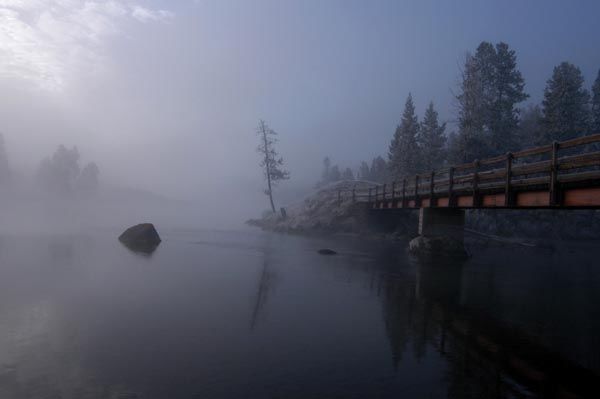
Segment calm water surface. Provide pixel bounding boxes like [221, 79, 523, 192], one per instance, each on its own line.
[0, 229, 598, 398]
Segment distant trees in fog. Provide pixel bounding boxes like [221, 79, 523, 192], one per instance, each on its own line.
[37, 145, 99, 197]
[0, 137, 100, 197]
[318, 155, 388, 185]
[256, 120, 289, 213]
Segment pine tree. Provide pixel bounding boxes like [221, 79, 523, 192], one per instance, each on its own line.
[418, 102, 446, 171]
[592, 69, 600, 133]
[489, 42, 528, 152]
[541, 62, 590, 142]
[453, 53, 488, 163]
[388, 93, 421, 178]
[453, 42, 527, 161]
[256, 120, 289, 213]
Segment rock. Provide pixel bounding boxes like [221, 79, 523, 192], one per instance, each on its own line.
[317, 249, 337, 255]
[119, 223, 161, 254]
[408, 236, 468, 259]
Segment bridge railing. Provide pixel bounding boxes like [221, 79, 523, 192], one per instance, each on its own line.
[339, 132, 600, 208]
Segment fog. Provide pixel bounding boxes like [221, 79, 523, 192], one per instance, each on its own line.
[1, 0, 599, 232]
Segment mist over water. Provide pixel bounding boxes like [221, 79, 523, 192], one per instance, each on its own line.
[0, 1, 600, 398]
[0, 230, 598, 398]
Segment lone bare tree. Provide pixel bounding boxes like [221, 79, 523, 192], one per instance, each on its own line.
[256, 120, 289, 213]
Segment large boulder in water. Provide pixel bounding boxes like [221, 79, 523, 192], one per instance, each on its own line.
[119, 223, 161, 253]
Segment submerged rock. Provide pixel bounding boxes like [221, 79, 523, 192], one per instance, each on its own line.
[408, 236, 468, 259]
[119, 223, 161, 254]
[317, 248, 337, 255]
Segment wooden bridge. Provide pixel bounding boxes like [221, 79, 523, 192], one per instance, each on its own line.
[341, 133, 600, 210]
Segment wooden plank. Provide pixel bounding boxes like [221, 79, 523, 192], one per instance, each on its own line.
[482, 193, 505, 207]
[558, 170, 600, 183]
[516, 191, 550, 207]
[512, 160, 551, 176]
[558, 133, 600, 149]
[437, 197, 450, 207]
[479, 154, 506, 166]
[558, 151, 600, 170]
[512, 144, 552, 159]
[563, 187, 600, 207]
[457, 196, 473, 207]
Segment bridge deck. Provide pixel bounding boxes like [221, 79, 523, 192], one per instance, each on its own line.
[341, 133, 600, 209]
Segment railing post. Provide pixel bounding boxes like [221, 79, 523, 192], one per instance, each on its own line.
[375, 186, 379, 207]
[429, 171, 435, 207]
[382, 183, 387, 202]
[402, 179, 407, 208]
[448, 167, 455, 207]
[472, 159, 480, 207]
[352, 185, 356, 203]
[368, 187, 372, 204]
[549, 141, 560, 206]
[504, 152, 513, 207]
[414, 175, 420, 207]
[391, 181, 396, 206]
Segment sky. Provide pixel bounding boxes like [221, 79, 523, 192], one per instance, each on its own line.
[0, 0, 599, 224]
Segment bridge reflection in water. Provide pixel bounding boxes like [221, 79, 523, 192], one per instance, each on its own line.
[375, 245, 600, 398]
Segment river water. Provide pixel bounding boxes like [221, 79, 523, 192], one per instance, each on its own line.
[0, 229, 598, 398]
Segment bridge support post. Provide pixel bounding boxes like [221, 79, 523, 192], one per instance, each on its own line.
[409, 208, 467, 258]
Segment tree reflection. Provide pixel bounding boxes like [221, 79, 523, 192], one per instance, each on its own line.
[378, 258, 599, 398]
[249, 247, 278, 330]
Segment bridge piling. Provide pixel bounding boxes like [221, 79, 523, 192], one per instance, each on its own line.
[410, 208, 467, 258]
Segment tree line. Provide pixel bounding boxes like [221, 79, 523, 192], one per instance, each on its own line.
[318, 41, 600, 184]
[0, 134, 100, 197]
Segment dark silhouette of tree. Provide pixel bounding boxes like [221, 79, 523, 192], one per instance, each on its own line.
[592, 69, 600, 133]
[388, 93, 421, 178]
[488, 42, 528, 152]
[452, 42, 527, 161]
[452, 53, 487, 163]
[256, 120, 289, 213]
[541, 62, 590, 141]
[418, 102, 447, 171]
